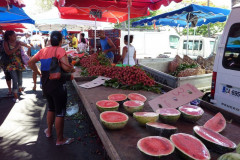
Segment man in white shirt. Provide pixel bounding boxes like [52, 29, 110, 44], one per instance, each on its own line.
[20, 32, 31, 54]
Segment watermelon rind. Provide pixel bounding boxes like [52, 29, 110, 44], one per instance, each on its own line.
[133, 112, 159, 126]
[108, 94, 127, 102]
[96, 100, 119, 112]
[170, 133, 211, 160]
[218, 153, 240, 160]
[123, 100, 144, 114]
[237, 143, 240, 154]
[157, 108, 181, 124]
[203, 112, 226, 133]
[127, 93, 147, 102]
[146, 122, 177, 137]
[193, 126, 237, 154]
[100, 111, 129, 130]
[178, 105, 204, 122]
[137, 136, 175, 159]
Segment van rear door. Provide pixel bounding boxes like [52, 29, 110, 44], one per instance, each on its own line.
[214, 23, 240, 116]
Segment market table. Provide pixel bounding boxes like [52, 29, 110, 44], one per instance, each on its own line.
[72, 77, 240, 160]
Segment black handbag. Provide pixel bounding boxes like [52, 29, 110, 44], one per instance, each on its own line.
[0, 42, 10, 66]
[49, 47, 61, 80]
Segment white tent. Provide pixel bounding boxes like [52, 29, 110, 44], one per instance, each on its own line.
[33, 7, 113, 31]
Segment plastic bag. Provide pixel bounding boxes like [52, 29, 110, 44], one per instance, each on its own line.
[66, 104, 79, 116]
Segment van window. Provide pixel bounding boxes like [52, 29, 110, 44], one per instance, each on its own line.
[223, 23, 240, 70]
[169, 35, 179, 49]
[183, 40, 202, 50]
[210, 41, 215, 53]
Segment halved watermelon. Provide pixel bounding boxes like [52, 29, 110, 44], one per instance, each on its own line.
[170, 133, 211, 160]
[137, 136, 175, 159]
[108, 94, 127, 102]
[133, 112, 159, 126]
[100, 111, 128, 129]
[193, 126, 237, 153]
[123, 100, 144, 113]
[156, 108, 181, 124]
[178, 105, 204, 122]
[203, 112, 226, 133]
[128, 93, 147, 102]
[146, 122, 177, 137]
[96, 100, 119, 112]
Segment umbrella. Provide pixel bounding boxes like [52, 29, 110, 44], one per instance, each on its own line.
[0, 0, 25, 8]
[0, 5, 35, 24]
[132, 4, 230, 55]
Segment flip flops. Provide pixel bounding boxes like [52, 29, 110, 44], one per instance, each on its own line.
[56, 138, 74, 146]
[44, 128, 51, 138]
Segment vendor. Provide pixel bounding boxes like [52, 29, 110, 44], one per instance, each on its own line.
[71, 34, 78, 49]
[99, 30, 116, 62]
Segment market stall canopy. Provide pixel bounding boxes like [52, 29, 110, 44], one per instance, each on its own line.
[34, 7, 113, 31]
[56, 0, 182, 11]
[0, 23, 26, 29]
[132, 4, 231, 27]
[0, 5, 34, 24]
[0, 0, 25, 8]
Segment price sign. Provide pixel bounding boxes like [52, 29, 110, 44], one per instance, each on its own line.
[79, 76, 111, 89]
[149, 83, 203, 112]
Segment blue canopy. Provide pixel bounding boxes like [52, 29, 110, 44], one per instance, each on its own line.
[132, 4, 230, 27]
[0, 5, 35, 24]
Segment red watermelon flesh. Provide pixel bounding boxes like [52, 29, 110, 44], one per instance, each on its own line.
[194, 126, 236, 149]
[101, 111, 128, 123]
[203, 112, 226, 132]
[179, 105, 204, 115]
[108, 94, 127, 102]
[124, 100, 144, 107]
[96, 100, 119, 108]
[156, 108, 180, 116]
[147, 122, 177, 129]
[137, 136, 174, 156]
[134, 112, 158, 117]
[128, 93, 147, 102]
[171, 133, 210, 160]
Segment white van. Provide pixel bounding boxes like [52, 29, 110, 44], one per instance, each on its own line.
[177, 36, 215, 59]
[210, 4, 240, 116]
[120, 31, 180, 58]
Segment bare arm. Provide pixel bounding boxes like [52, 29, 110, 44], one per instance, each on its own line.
[60, 55, 74, 73]
[133, 49, 136, 60]
[18, 41, 31, 48]
[4, 41, 20, 55]
[122, 46, 127, 60]
[28, 56, 41, 76]
[104, 38, 116, 54]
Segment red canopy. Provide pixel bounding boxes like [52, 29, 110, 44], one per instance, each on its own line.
[0, 0, 25, 8]
[57, 0, 182, 11]
[0, 23, 26, 29]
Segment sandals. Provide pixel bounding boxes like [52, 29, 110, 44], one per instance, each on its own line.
[32, 85, 36, 91]
[56, 138, 74, 146]
[7, 92, 12, 96]
[44, 128, 51, 138]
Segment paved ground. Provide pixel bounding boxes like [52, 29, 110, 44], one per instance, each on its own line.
[0, 70, 108, 160]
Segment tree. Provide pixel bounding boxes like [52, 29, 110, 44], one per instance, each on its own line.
[232, 0, 240, 7]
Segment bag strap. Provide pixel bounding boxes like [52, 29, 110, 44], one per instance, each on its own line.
[54, 47, 72, 68]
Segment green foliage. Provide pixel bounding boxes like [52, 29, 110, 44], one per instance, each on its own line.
[104, 79, 162, 94]
[97, 53, 111, 66]
[35, 0, 54, 12]
[232, 40, 240, 45]
[171, 63, 198, 77]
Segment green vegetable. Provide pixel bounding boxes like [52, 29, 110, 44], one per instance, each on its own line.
[171, 63, 198, 77]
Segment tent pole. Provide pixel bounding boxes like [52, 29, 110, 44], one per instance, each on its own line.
[186, 23, 189, 55]
[128, 2, 130, 65]
[95, 17, 97, 53]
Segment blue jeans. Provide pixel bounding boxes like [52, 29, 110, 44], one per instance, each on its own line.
[10, 70, 23, 93]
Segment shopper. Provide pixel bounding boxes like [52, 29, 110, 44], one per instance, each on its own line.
[77, 37, 87, 53]
[99, 30, 116, 62]
[0, 31, 12, 96]
[28, 31, 75, 146]
[71, 33, 78, 49]
[3, 30, 31, 102]
[122, 35, 136, 66]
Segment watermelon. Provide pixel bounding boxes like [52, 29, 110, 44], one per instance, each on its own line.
[146, 122, 177, 137]
[123, 100, 144, 114]
[133, 112, 159, 126]
[237, 143, 240, 154]
[128, 93, 147, 102]
[178, 105, 204, 122]
[218, 153, 240, 160]
[96, 100, 119, 112]
[156, 108, 181, 124]
[108, 94, 127, 102]
[203, 112, 226, 133]
[100, 111, 128, 129]
[193, 126, 237, 153]
[137, 136, 175, 159]
[171, 133, 211, 160]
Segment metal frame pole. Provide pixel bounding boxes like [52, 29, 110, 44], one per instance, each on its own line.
[95, 17, 97, 53]
[127, 3, 130, 65]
